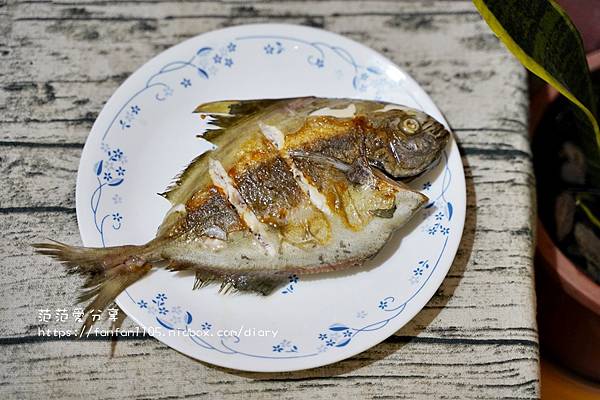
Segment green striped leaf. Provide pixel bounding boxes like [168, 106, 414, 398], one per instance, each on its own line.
[473, 0, 599, 154]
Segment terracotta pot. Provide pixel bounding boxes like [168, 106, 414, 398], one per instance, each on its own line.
[532, 49, 600, 382]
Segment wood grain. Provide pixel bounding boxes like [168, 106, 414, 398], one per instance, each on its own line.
[0, 0, 540, 398]
[1, 338, 539, 399]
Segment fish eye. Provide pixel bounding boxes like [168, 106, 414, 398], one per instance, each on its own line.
[401, 118, 420, 135]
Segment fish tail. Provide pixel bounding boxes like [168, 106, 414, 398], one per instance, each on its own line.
[32, 239, 155, 334]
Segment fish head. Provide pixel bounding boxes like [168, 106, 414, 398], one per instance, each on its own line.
[364, 107, 450, 179]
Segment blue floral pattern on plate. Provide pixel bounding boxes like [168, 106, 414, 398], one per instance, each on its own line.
[91, 144, 127, 246]
[81, 26, 463, 369]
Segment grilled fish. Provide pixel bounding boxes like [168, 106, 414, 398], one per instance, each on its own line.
[34, 97, 450, 331]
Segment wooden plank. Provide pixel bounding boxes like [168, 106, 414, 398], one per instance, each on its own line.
[10, 1, 477, 21]
[1, 4, 516, 141]
[0, 146, 78, 208]
[0, 0, 540, 398]
[0, 337, 539, 399]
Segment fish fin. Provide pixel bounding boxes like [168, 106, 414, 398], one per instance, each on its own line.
[289, 146, 377, 186]
[222, 271, 289, 295]
[288, 150, 352, 172]
[290, 149, 374, 184]
[160, 99, 291, 202]
[291, 150, 422, 193]
[194, 100, 241, 114]
[32, 240, 154, 334]
[193, 270, 216, 290]
[110, 304, 128, 357]
[346, 157, 377, 186]
[168, 261, 288, 296]
[165, 263, 216, 290]
[159, 151, 212, 202]
[194, 98, 292, 141]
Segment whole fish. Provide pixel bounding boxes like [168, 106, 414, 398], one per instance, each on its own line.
[34, 97, 449, 331]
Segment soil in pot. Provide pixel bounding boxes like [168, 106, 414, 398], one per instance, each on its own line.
[533, 69, 600, 285]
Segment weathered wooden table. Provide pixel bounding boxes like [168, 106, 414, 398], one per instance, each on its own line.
[0, 1, 540, 398]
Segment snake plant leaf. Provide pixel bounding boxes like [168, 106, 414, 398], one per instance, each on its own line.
[473, 0, 600, 153]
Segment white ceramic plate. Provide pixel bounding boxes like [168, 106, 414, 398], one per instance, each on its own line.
[76, 23, 466, 372]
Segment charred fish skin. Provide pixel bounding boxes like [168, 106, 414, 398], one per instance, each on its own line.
[33, 97, 450, 332]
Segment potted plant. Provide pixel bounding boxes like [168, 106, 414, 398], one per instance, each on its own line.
[532, 50, 600, 382]
[473, 0, 600, 381]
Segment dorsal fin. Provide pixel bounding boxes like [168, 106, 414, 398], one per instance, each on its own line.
[159, 150, 212, 203]
[194, 98, 294, 141]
